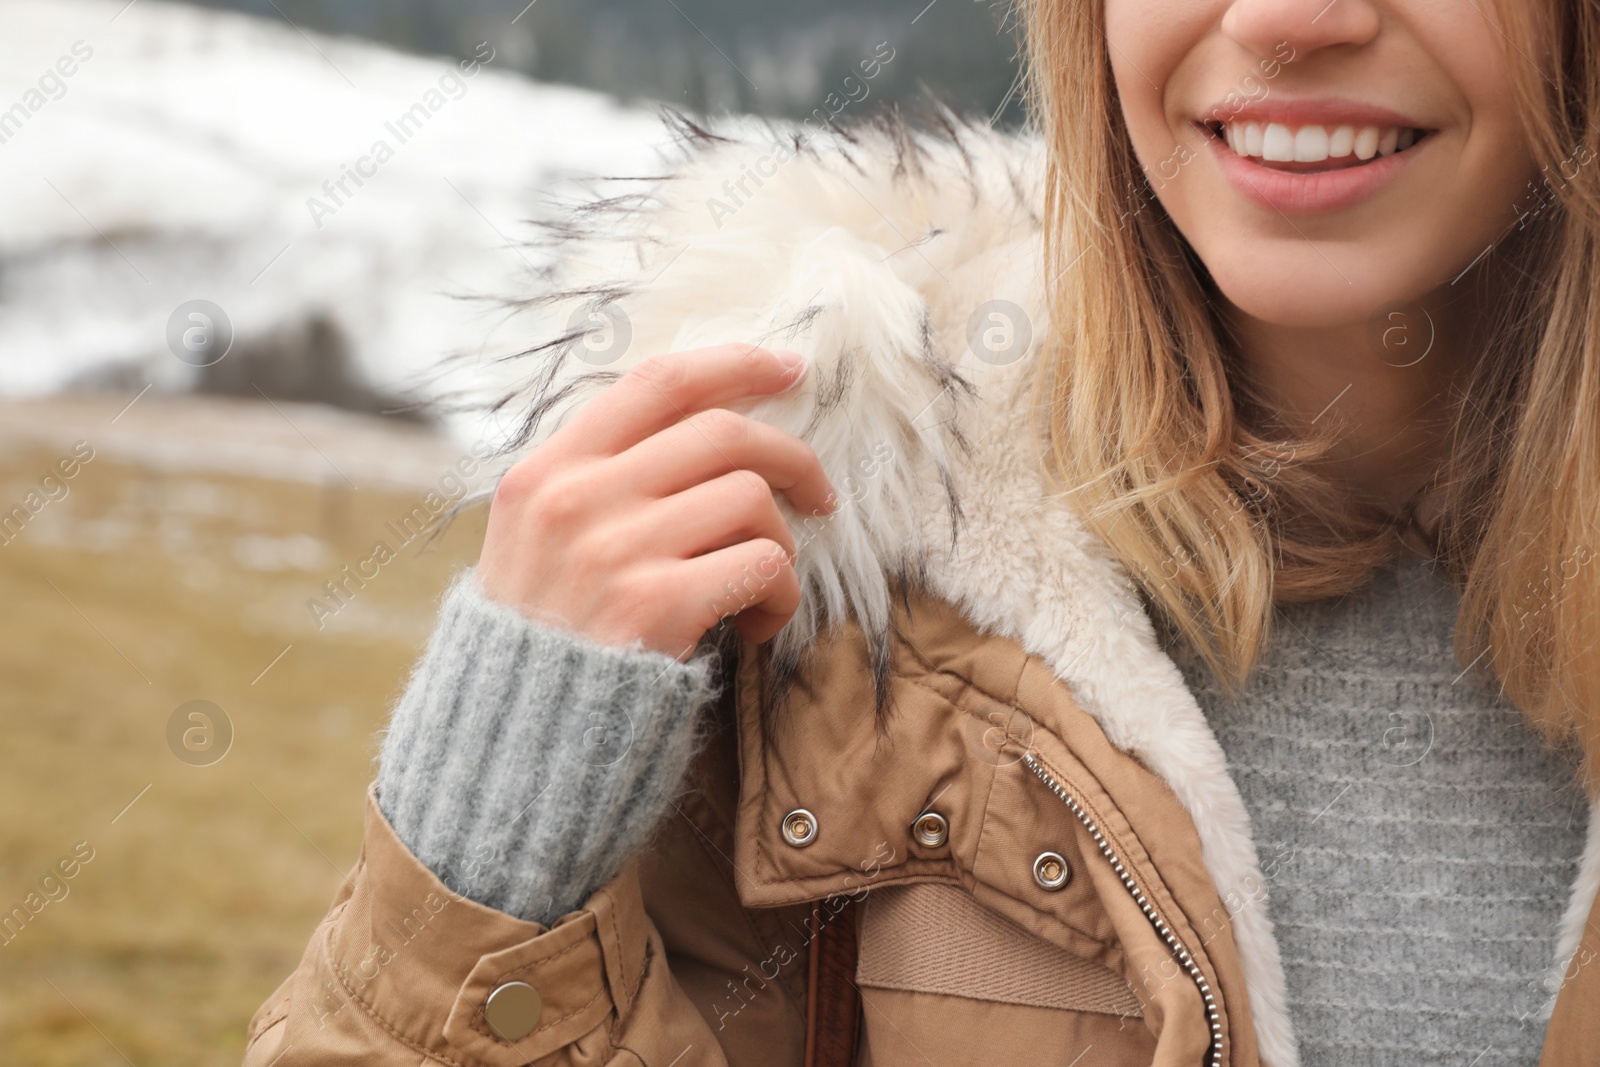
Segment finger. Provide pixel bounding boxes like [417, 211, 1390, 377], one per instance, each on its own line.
[681, 537, 802, 640]
[635, 471, 798, 561]
[615, 409, 836, 518]
[557, 344, 808, 459]
[733, 605, 793, 646]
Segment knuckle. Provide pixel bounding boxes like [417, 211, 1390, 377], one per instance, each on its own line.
[795, 437, 825, 469]
[726, 471, 775, 515]
[630, 353, 687, 394]
[773, 429, 820, 473]
[492, 455, 545, 509]
[749, 537, 792, 569]
[693, 406, 748, 446]
[526, 469, 592, 530]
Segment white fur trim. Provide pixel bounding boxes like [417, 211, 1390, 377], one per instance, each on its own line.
[1547, 800, 1600, 1011]
[489, 111, 1298, 1065]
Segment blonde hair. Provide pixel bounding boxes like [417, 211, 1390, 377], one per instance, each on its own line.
[1022, 0, 1600, 784]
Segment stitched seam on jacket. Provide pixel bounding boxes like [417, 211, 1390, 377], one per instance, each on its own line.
[246, 1003, 290, 1043]
[609, 936, 661, 1064]
[598, 883, 642, 1006]
[625, 911, 649, 1005]
[503, 934, 588, 975]
[322, 938, 475, 1067]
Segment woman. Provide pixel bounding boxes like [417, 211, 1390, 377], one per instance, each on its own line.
[243, 0, 1600, 1064]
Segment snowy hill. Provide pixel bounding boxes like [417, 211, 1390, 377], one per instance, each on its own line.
[0, 0, 679, 434]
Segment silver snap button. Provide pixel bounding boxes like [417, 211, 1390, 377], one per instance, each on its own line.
[1033, 851, 1070, 891]
[912, 811, 949, 848]
[484, 980, 543, 1041]
[781, 808, 818, 847]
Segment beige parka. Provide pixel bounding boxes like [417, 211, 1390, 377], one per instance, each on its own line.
[241, 113, 1600, 1067]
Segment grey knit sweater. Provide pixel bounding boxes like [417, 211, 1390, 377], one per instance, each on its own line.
[375, 570, 720, 921]
[377, 560, 1590, 1062]
[1158, 554, 1589, 1065]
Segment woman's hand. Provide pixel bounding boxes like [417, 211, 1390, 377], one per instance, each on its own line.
[477, 344, 838, 660]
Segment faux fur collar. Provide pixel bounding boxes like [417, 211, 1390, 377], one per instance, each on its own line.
[479, 109, 1600, 1067]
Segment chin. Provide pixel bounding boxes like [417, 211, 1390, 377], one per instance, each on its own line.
[1201, 251, 1434, 331]
[1215, 288, 1389, 331]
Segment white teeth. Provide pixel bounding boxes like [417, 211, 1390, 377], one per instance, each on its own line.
[1293, 125, 1330, 162]
[1219, 120, 1422, 164]
[1262, 123, 1295, 162]
[1354, 126, 1380, 160]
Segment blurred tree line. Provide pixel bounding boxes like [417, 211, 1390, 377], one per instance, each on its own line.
[187, 0, 1028, 125]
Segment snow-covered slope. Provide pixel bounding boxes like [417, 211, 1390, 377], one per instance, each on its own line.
[0, 0, 675, 431]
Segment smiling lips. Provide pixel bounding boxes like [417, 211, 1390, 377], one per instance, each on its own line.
[1193, 102, 1436, 213]
[1209, 120, 1428, 171]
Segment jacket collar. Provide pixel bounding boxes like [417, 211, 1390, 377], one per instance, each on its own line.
[492, 109, 1600, 1067]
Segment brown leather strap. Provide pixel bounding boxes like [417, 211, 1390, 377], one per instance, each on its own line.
[804, 896, 862, 1067]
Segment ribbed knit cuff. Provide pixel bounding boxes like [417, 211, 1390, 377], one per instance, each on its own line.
[375, 569, 721, 925]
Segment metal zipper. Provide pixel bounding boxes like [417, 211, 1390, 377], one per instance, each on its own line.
[1021, 750, 1224, 1067]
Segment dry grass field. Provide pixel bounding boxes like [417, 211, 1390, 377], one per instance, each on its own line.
[0, 394, 490, 1066]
